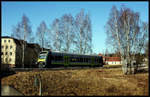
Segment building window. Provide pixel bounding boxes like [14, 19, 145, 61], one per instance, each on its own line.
[10, 52, 12, 55]
[6, 45, 8, 49]
[2, 46, 4, 49]
[5, 58, 8, 62]
[5, 52, 8, 55]
[4, 40, 6, 42]
[8, 40, 10, 42]
[9, 58, 11, 62]
[10, 45, 12, 49]
[1, 52, 3, 55]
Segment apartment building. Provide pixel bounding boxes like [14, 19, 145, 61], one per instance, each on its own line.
[1, 36, 41, 68]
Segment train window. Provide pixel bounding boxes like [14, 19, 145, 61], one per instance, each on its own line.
[54, 56, 57, 61]
[58, 56, 63, 61]
[70, 57, 72, 62]
[74, 56, 76, 62]
[85, 58, 87, 62]
[83, 58, 85, 62]
[88, 58, 90, 62]
[95, 58, 97, 63]
[39, 54, 46, 59]
[51, 55, 54, 60]
[80, 58, 82, 62]
[98, 58, 100, 63]
[82, 58, 84, 62]
[88, 58, 89, 62]
[54, 55, 63, 61]
[79, 58, 81, 62]
[74, 57, 77, 62]
[78, 58, 80, 62]
[71, 57, 76, 62]
[86, 58, 88, 62]
[97, 58, 99, 63]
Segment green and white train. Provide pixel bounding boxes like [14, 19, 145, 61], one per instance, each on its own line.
[36, 50, 104, 68]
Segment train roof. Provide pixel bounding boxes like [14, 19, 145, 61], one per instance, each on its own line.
[50, 50, 101, 57]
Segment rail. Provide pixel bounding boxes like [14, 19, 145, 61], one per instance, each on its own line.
[11, 65, 122, 72]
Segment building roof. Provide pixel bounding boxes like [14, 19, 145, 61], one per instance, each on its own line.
[1, 36, 41, 50]
[105, 57, 121, 61]
[27, 43, 40, 48]
[1, 36, 12, 38]
[1, 36, 26, 46]
[51, 51, 101, 57]
[98, 53, 121, 61]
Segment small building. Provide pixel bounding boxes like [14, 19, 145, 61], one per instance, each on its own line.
[1, 36, 41, 68]
[105, 57, 122, 65]
[98, 53, 122, 65]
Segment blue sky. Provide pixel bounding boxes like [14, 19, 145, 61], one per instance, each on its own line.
[2, 1, 148, 54]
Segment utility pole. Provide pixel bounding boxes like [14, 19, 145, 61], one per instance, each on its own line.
[34, 74, 42, 96]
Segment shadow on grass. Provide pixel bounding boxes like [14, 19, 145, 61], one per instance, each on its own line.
[136, 68, 149, 74]
[1, 68, 16, 78]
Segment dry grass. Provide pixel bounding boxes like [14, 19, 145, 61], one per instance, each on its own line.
[1, 67, 148, 96]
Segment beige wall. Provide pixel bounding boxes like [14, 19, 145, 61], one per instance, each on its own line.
[1, 38, 16, 67]
[106, 61, 122, 65]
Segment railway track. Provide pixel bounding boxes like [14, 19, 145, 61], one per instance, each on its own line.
[11, 65, 122, 72]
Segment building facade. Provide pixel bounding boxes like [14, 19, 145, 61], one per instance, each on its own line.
[104, 57, 122, 65]
[1, 36, 41, 68]
[98, 53, 122, 65]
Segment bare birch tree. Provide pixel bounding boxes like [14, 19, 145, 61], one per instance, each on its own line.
[36, 21, 47, 51]
[75, 9, 93, 54]
[105, 6, 148, 74]
[145, 41, 149, 63]
[60, 14, 75, 53]
[45, 28, 52, 50]
[83, 13, 93, 54]
[51, 18, 63, 51]
[11, 14, 32, 68]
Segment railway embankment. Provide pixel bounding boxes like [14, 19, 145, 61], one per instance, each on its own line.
[1, 66, 148, 96]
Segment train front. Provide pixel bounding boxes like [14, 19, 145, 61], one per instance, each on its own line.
[36, 51, 49, 68]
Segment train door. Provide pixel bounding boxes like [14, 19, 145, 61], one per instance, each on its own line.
[91, 57, 95, 67]
[64, 55, 69, 67]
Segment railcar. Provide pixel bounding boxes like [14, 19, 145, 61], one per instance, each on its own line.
[37, 50, 104, 68]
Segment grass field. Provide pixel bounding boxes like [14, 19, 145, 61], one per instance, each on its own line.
[1, 67, 148, 96]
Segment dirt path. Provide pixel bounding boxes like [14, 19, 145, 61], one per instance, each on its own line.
[1, 85, 23, 96]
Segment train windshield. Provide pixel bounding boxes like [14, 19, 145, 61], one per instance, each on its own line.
[39, 54, 47, 59]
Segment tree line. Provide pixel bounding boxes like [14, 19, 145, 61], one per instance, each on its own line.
[10, 6, 148, 75]
[11, 9, 93, 55]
